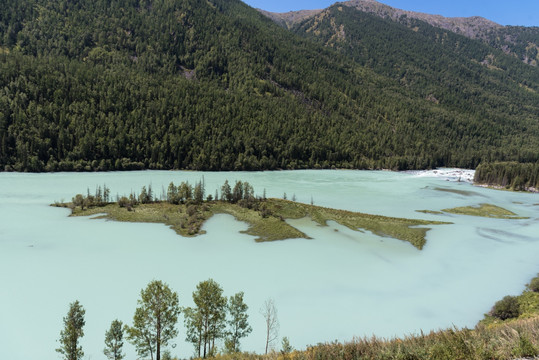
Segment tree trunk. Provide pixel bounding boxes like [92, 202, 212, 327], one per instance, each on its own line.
[147, 335, 154, 360]
[265, 324, 270, 355]
[157, 315, 162, 360]
[198, 332, 202, 358]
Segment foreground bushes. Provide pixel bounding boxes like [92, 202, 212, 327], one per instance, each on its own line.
[201, 317, 539, 360]
[298, 321, 539, 360]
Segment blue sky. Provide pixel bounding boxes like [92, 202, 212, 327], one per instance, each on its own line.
[242, 0, 539, 27]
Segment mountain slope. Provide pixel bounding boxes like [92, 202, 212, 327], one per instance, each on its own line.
[289, 4, 539, 162]
[263, 0, 539, 67]
[342, 0, 539, 67]
[292, 4, 539, 100]
[0, 0, 538, 172]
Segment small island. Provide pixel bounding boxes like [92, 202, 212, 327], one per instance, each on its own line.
[442, 203, 529, 219]
[53, 180, 451, 250]
[416, 203, 529, 219]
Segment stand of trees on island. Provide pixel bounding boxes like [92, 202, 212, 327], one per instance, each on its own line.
[70, 179, 262, 211]
[65, 179, 280, 238]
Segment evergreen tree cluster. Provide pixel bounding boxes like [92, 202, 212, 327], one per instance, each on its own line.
[482, 26, 539, 67]
[0, 0, 538, 172]
[474, 162, 539, 191]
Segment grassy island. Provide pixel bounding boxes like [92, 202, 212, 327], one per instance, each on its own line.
[55, 181, 450, 250]
[60, 199, 450, 250]
[416, 203, 529, 219]
[442, 203, 529, 219]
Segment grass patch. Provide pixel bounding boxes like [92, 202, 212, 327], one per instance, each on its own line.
[442, 203, 528, 219]
[264, 199, 450, 250]
[211, 201, 309, 242]
[71, 202, 213, 237]
[63, 199, 451, 250]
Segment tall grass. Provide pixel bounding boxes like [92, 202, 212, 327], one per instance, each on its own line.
[192, 317, 539, 360]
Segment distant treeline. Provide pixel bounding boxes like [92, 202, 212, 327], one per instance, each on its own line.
[474, 162, 539, 191]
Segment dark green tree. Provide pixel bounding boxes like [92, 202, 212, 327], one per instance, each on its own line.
[126, 280, 180, 360]
[103, 184, 111, 203]
[232, 181, 244, 203]
[104, 319, 124, 360]
[72, 194, 85, 210]
[194, 181, 205, 204]
[184, 279, 227, 358]
[243, 182, 254, 200]
[139, 186, 149, 204]
[178, 182, 192, 203]
[225, 292, 252, 353]
[183, 306, 204, 357]
[529, 276, 539, 293]
[221, 180, 232, 202]
[491, 295, 521, 320]
[281, 336, 293, 356]
[167, 182, 178, 204]
[56, 300, 86, 360]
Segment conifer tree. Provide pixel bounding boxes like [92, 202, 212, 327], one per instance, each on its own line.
[104, 319, 124, 360]
[56, 300, 86, 360]
[221, 180, 232, 202]
[194, 181, 205, 204]
[167, 182, 178, 204]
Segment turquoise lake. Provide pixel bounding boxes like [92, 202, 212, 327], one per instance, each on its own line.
[0, 169, 538, 359]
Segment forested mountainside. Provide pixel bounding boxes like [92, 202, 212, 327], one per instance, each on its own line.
[292, 5, 539, 132]
[0, 0, 538, 172]
[342, 0, 539, 67]
[265, 0, 539, 67]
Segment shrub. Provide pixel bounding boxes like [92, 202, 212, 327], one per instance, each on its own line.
[118, 196, 129, 208]
[528, 276, 539, 293]
[491, 296, 521, 320]
[260, 207, 272, 218]
[187, 205, 198, 217]
[512, 335, 538, 358]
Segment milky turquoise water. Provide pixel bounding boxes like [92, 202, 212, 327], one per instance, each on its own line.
[0, 170, 537, 359]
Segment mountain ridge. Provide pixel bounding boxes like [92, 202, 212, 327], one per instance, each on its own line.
[259, 0, 502, 33]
